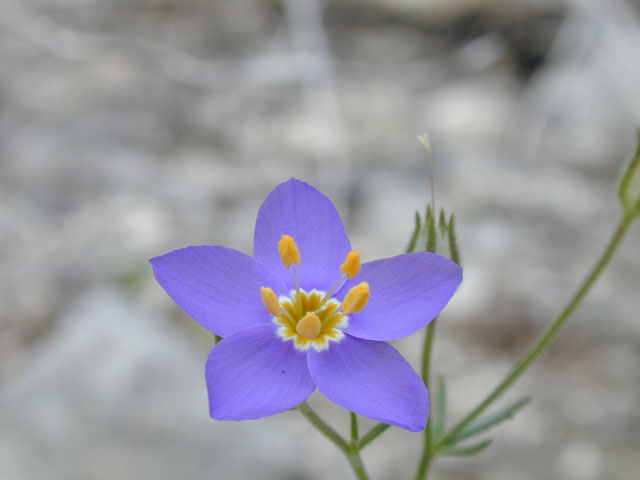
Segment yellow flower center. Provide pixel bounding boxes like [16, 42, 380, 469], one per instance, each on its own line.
[259, 235, 370, 351]
[296, 311, 322, 338]
[273, 289, 346, 351]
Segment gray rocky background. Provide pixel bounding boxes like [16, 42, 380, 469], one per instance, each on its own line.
[1, 0, 639, 478]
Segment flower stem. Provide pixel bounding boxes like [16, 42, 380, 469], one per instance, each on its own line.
[347, 451, 368, 480]
[298, 402, 349, 451]
[358, 423, 390, 449]
[350, 412, 359, 445]
[414, 317, 438, 480]
[437, 215, 634, 450]
[298, 402, 370, 480]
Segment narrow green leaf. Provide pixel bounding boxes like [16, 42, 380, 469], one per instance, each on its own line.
[406, 211, 422, 253]
[426, 205, 436, 253]
[359, 423, 390, 449]
[454, 397, 530, 443]
[448, 214, 461, 265]
[438, 208, 448, 236]
[442, 439, 493, 456]
[618, 129, 640, 218]
[434, 376, 447, 441]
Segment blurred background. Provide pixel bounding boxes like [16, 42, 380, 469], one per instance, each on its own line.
[1, 0, 639, 478]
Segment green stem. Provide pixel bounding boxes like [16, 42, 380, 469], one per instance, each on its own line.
[414, 317, 438, 480]
[298, 402, 369, 480]
[359, 423, 390, 449]
[350, 412, 359, 445]
[346, 451, 368, 480]
[437, 216, 633, 450]
[298, 402, 349, 452]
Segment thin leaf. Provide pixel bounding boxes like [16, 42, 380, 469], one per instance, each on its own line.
[454, 397, 530, 443]
[438, 208, 448, 236]
[442, 439, 493, 456]
[359, 423, 390, 449]
[425, 205, 436, 253]
[434, 376, 447, 441]
[448, 214, 461, 265]
[406, 211, 422, 253]
[618, 128, 640, 218]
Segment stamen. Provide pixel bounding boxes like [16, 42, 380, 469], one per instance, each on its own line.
[280, 307, 296, 325]
[260, 287, 280, 316]
[273, 289, 347, 351]
[278, 235, 301, 268]
[292, 264, 303, 316]
[318, 275, 345, 307]
[317, 251, 362, 309]
[341, 282, 370, 315]
[296, 311, 321, 339]
[277, 235, 303, 315]
[340, 251, 361, 279]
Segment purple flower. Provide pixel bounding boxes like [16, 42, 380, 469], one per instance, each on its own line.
[150, 178, 462, 432]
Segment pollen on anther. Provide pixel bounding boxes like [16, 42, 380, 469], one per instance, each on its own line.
[260, 287, 281, 316]
[278, 235, 301, 268]
[342, 281, 370, 315]
[340, 251, 361, 279]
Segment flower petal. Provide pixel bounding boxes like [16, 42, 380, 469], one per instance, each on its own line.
[339, 252, 462, 341]
[206, 325, 315, 420]
[150, 246, 287, 337]
[253, 178, 351, 292]
[307, 335, 429, 431]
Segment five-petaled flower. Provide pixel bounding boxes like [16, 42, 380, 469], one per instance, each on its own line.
[150, 178, 462, 431]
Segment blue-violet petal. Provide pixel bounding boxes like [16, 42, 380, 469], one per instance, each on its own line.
[207, 324, 315, 420]
[307, 334, 429, 431]
[253, 178, 351, 292]
[150, 246, 287, 337]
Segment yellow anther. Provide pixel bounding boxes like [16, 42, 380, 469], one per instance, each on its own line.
[296, 311, 322, 339]
[260, 287, 281, 316]
[278, 235, 301, 268]
[341, 282, 370, 315]
[340, 251, 361, 279]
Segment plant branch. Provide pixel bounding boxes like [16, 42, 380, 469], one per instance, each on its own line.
[298, 402, 369, 480]
[359, 423, 390, 449]
[437, 216, 633, 449]
[350, 412, 359, 445]
[414, 317, 439, 479]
